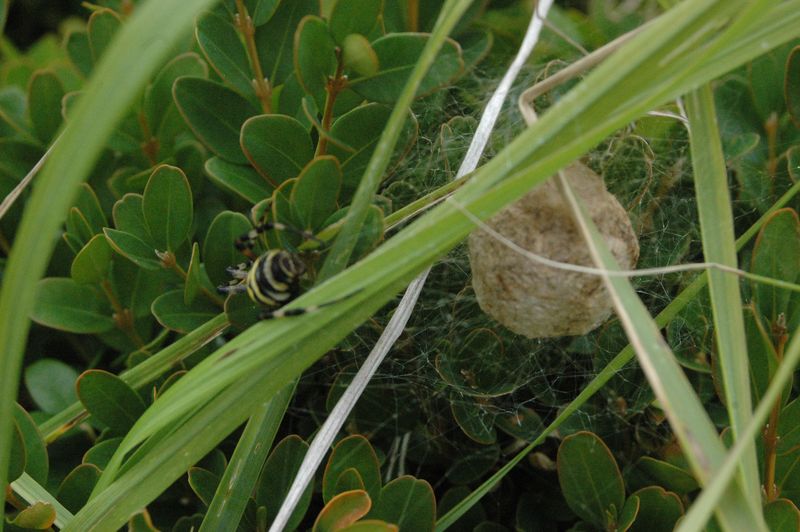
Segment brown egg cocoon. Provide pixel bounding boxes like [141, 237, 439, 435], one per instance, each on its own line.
[468, 162, 639, 338]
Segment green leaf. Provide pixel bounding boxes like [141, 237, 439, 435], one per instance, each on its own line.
[494, 407, 545, 441]
[633, 457, 699, 495]
[28, 70, 65, 144]
[445, 446, 499, 486]
[557, 432, 625, 529]
[313, 490, 372, 532]
[144, 52, 208, 141]
[323, 435, 382, 504]
[24, 359, 79, 415]
[174, 76, 258, 163]
[203, 210, 252, 287]
[104, 228, 162, 270]
[241, 114, 314, 187]
[341, 34, 379, 77]
[30, 278, 114, 333]
[291, 156, 341, 231]
[618, 496, 641, 531]
[13, 404, 48, 485]
[338, 520, 397, 532]
[76, 370, 147, 433]
[256, 435, 312, 531]
[196, 11, 254, 99]
[451, 398, 496, 444]
[334, 468, 366, 494]
[764, 499, 800, 532]
[73, 183, 109, 235]
[458, 29, 493, 73]
[65, 29, 93, 77]
[751, 208, 800, 322]
[128, 511, 159, 531]
[254, 0, 317, 84]
[777, 397, 800, 454]
[71, 234, 114, 284]
[272, 179, 302, 242]
[112, 193, 151, 240]
[348, 34, 463, 103]
[251, 0, 281, 25]
[57, 464, 102, 513]
[294, 16, 336, 107]
[327, 103, 391, 197]
[328, 0, 381, 44]
[786, 46, 800, 128]
[748, 41, 792, 121]
[8, 419, 25, 482]
[151, 289, 220, 333]
[0, 138, 42, 181]
[188, 467, 220, 506]
[628, 486, 683, 532]
[205, 156, 274, 203]
[84, 438, 123, 469]
[142, 165, 194, 252]
[87, 8, 122, 62]
[368, 476, 436, 532]
[9, 502, 57, 529]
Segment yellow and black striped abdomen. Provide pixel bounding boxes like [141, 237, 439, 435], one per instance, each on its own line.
[245, 250, 304, 307]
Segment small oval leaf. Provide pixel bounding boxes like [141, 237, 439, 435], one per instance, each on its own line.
[174, 76, 258, 163]
[323, 435, 382, 504]
[203, 210, 253, 287]
[196, 11, 254, 99]
[368, 476, 436, 532]
[291, 156, 341, 231]
[24, 358, 79, 415]
[77, 370, 147, 433]
[71, 234, 114, 284]
[313, 490, 372, 532]
[557, 431, 625, 530]
[241, 114, 314, 187]
[31, 278, 115, 333]
[205, 156, 273, 204]
[257, 435, 313, 531]
[151, 289, 220, 333]
[142, 165, 194, 252]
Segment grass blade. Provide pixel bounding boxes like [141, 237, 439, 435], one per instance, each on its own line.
[554, 170, 765, 530]
[685, 85, 760, 502]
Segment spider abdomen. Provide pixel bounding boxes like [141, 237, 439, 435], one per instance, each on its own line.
[246, 250, 305, 307]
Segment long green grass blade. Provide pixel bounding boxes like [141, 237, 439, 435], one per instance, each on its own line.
[685, 85, 760, 501]
[10, 473, 73, 529]
[0, 0, 220, 518]
[678, 330, 800, 532]
[555, 171, 765, 530]
[63, 367, 276, 530]
[199, 383, 295, 532]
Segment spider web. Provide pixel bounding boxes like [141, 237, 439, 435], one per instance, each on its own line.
[280, 61, 758, 488]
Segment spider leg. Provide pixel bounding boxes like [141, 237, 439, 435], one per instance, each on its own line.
[218, 283, 248, 295]
[226, 262, 251, 279]
[259, 289, 362, 320]
[235, 221, 323, 253]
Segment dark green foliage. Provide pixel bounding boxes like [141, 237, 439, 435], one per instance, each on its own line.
[3, 2, 800, 531]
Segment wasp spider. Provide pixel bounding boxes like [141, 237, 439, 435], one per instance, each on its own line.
[218, 221, 344, 319]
